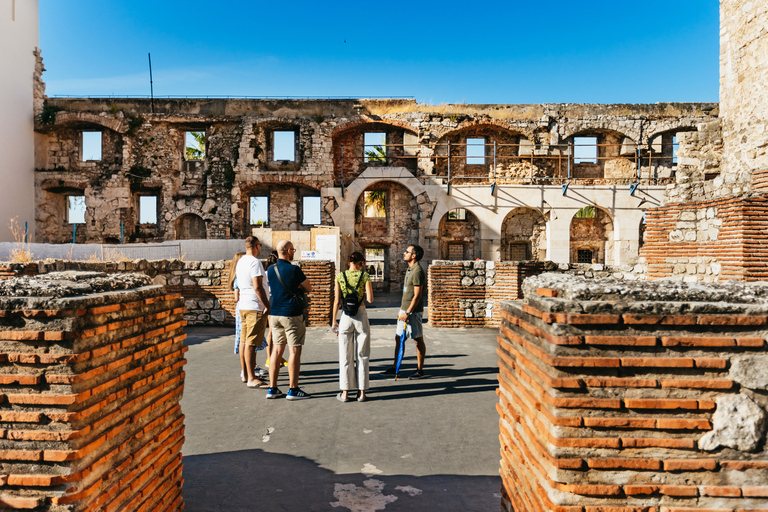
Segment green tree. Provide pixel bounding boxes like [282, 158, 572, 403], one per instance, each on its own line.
[185, 132, 206, 161]
[575, 206, 596, 218]
[364, 190, 386, 218]
[365, 144, 386, 163]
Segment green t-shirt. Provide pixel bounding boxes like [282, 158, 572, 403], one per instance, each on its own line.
[335, 270, 371, 302]
[400, 263, 425, 312]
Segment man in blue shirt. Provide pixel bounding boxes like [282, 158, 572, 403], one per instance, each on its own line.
[266, 240, 313, 400]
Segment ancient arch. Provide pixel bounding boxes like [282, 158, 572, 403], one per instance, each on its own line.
[501, 207, 547, 261]
[569, 206, 614, 264]
[565, 128, 638, 180]
[174, 213, 207, 240]
[354, 180, 418, 292]
[438, 209, 481, 260]
[332, 121, 419, 184]
[432, 123, 538, 180]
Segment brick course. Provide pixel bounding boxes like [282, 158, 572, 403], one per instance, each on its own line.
[0, 272, 186, 511]
[498, 274, 768, 512]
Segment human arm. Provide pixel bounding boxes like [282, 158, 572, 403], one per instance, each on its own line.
[365, 280, 374, 304]
[299, 278, 313, 293]
[234, 289, 239, 303]
[253, 275, 270, 315]
[331, 281, 341, 328]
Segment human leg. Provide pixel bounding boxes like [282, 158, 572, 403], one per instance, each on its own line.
[338, 314, 354, 398]
[356, 309, 370, 394]
[269, 316, 288, 389]
[288, 345, 302, 389]
[243, 310, 268, 387]
[414, 336, 426, 370]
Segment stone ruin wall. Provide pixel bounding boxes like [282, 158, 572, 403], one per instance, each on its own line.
[499, 273, 768, 512]
[719, 0, 768, 195]
[0, 259, 336, 328]
[0, 272, 187, 511]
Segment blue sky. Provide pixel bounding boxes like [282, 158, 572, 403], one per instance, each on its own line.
[40, 1, 720, 104]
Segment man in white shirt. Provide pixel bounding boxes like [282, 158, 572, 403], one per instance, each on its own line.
[235, 236, 270, 387]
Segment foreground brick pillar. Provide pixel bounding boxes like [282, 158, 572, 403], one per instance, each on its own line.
[498, 274, 768, 512]
[0, 272, 187, 511]
[300, 260, 335, 326]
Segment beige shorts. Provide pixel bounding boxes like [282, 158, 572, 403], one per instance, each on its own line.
[240, 309, 268, 347]
[269, 315, 307, 347]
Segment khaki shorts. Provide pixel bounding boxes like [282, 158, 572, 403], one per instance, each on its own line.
[240, 309, 268, 347]
[270, 315, 307, 347]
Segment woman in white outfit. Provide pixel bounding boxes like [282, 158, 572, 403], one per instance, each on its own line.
[332, 251, 374, 402]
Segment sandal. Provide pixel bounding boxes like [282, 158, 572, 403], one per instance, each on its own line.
[337, 392, 352, 402]
[356, 391, 367, 402]
[246, 379, 268, 388]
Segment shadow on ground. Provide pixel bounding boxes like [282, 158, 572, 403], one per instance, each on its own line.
[183, 449, 501, 512]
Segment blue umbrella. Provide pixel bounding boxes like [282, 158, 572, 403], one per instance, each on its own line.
[394, 328, 407, 380]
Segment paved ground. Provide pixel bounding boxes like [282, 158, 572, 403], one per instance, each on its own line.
[180, 295, 502, 512]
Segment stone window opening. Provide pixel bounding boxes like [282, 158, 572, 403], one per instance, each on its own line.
[301, 195, 321, 226]
[250, 195, 269, 227]
[364, 133, 387, 163]
[508, 242, 531, 261]
[272, 131, 296, 162]
[573, 137, 598, 164]
[577, 249, 594, 263]
[81, 131, 102, 161]
[466, 137, 486, 165]
[447, 208, 467, 221]
[363, 190, 387, 218]
[672, 135, 679, 165]
[364, 247, 386, 284]
[185, 131, 206, 161]
[138, 195, 158, 224]
[68, 195, 86, 224]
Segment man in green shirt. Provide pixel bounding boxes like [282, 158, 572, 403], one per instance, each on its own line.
[382, 244, 426, 379]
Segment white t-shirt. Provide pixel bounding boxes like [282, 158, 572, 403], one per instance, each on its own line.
[235, 255, 269, 311]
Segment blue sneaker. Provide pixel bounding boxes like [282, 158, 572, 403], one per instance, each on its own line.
[286, 388, 311, 400]
[266, 387, 283, 399]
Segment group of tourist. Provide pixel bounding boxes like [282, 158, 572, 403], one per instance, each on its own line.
[227, 237, 427, 401]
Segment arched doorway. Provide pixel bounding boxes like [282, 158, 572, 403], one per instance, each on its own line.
[354, 181, 418, 291]
[569, 206, 614, 264]
[175, 213, 207, 240]
[501, 207, 547, 261]
[438, 209, 481, 260]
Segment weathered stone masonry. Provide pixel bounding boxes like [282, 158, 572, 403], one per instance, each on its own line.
[34, 97, 716, 290]
[498, 274, 768, 512]
[0, 272, 187, 511]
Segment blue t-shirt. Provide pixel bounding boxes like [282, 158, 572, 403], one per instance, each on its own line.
[267, 259, 308, 317]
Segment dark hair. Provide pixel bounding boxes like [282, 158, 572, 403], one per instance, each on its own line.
[348, 251, 365, 264]
[410, 245, 424, 261]
[245, 236, 259, 249]
[266, 253, 278, 268]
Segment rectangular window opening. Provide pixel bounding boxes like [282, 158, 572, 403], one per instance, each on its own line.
[365, 248, 385, 282]
[577, 249, 594, 264]
[250, 196, 269, 226]
[68, 196, 86, 224]
[447, 208, 467, 221]
[185, 131, 206, 161]
[509, 242, 531, 261]
[302, 196, 321, 225]
[573, 137, 598, 164]
[448, 244, 464, 260]
[466, 138, 485, 164]
[363, 191, 387, 218]
[81, 131, 102, 161]
[672, 135, 679, 165]
[364, 133, 386, 163]
[139, 196, 158, 224]
[273, 131, 296, 161]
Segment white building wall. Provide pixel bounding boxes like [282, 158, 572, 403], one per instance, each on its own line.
[0, 0, 38, 242]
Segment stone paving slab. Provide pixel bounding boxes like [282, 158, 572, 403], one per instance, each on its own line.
[180, 303, 502, 512]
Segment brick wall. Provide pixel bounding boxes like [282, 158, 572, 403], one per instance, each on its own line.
[641, 195, 768, 282]
[299, 260, 335, 326]
[0, 271, 187, 511]
[428, 260, 547, 328]
[497, 273, 768, 512]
